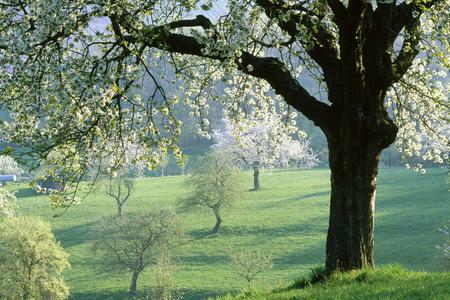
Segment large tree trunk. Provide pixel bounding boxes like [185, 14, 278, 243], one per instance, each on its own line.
[130, 271, 139, 297]
[253, 162, 260, 190]
[323, 89, 398, 272]
[212, 207, 222, 233]
[325, 138, 381, 271]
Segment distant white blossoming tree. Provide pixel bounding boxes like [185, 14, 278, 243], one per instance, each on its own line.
[0, 155, 22, 177]
[212, 115, 317, 190]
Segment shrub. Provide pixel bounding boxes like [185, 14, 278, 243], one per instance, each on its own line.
[230, 249, 273, 288]
[0, 216, 70, 299]
[152, 248, 183, 300]
[0, 188, 16, 218]
[92, 210, 182, 297]
[436, 224, 450, 270]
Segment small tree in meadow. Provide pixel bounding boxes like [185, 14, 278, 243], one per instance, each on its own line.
[180, 152, 243, 233]
[230, 249, 273, 288]
[436, 225, 450, 270]
[179, 154, 189, 176]
[0, 216, 70, 300]
[92, 210, 181, 298]
[152, 248, 182, 300]
[105, 175, 134, 217]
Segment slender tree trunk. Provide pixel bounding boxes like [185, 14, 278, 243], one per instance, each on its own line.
[253, 162, 260, 190]
[130, 271, 139, 297]
[212, 207, 222, 233]
[117, 202, 123, 217]
[161, 168, 164, 177]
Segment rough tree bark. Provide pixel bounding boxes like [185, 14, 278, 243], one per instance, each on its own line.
[324, 106, 397, 270]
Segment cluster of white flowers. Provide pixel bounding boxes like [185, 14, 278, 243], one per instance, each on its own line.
[0, 156, 23, 176]
[387, 56, 450, 171]
[212, 113, 318, 170]
[0, 0, 188, 184]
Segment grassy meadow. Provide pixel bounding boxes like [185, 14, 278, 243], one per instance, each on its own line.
[9, 168, 449, 299]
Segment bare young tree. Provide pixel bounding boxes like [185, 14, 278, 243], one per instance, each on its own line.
[105, 175, 134, 217]
[179, 152, 243, 233]
[230, 249, 273, 288]
[92, 210, 181, 298]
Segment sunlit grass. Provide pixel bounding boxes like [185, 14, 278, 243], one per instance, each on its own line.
[10, 168, 449, 299]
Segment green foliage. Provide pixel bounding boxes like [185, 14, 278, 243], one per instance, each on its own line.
[180, 151, 244, 232]
[0, 188, 16, 218]
[216, 265, 450, 300]
[230, 249, 273, 288]
[0, 216, 70, 300]
[183, 152, 243, 209]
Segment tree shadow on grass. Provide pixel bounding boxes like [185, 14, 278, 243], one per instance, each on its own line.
[274, 240, 325, 269]
[70, 288, 227, 300]
[53, 221, 97, 248]
[14, 187, 41, 198]
[69, 291, 130, 300]
[258, 191, 330, 210]
[177, 254, 229, 266]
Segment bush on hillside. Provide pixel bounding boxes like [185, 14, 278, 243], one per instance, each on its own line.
[0, 216, 70, 299]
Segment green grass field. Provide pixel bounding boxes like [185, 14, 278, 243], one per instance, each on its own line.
[10, 168, 449, 299]
[218, 265, 450, 300]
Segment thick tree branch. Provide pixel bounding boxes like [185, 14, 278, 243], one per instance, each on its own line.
[117, 14, 332, 131]
[254, 0, 340, 75]
[326, 0, 346, 28]
[391, 19, 421, 83]
[254, 0, 342, 104]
